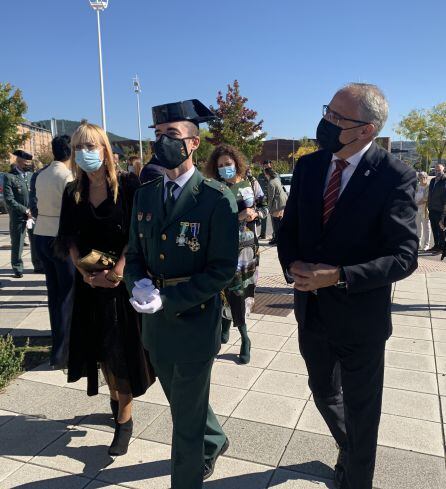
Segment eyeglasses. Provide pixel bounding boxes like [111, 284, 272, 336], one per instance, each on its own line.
[323, 105, 370, 126]
[74, 143, 99, 151]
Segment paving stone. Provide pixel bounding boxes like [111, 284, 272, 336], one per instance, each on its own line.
[431, 309, 446, 320]
[384, 367, 438, 394]
[217, 346, 277, 369]
[251, 370, 311, 400]
[209, 384, 248, 416]
[211, 363, 262, 389]
[261, 315, 296, 325]
[391, 324, 432, 340]
[0, 457, 24, 483]
[374, 444, 446, 489]
[280, 337, 299, 354]
[433, 329, 446, 342]
[434, 341, 446, 357]
[232, 391, 305, 429]
[437, 357, 446, 374]
[0, 312, 30, 329]
[268, 353, 308, 375]
[296, 402, 330, 436]
[438, 374, 446, 396]
[235, 331, 287, 351]
[432, 318, 446, 330]
[384, 350, 436, 372]
[391, 315, 431, 327]
[0, 415, 68, 462]
[80, 400, 166, 437]
[441, 397, 446, 419]
[279, 430, 337, 480]
[96, 438, 172, 488]
[0, 410, 17, 428]
[133, 380, 169, 407]
[382, 388, 441, 422]
[0, 463, 90, 489]
[386, 337, 434, 355]
[222, 417, 292, 466]
[0, 379, 107, 425]
[251, 320, 296, 337]
[391, 303, 430, 317]
[19, 362, 67, 387]
[204, 456, 272, 488]
[378, 413, 444, 456]
[268, 468, 334, 488]
[84, 482, 124, 489]
[33, 426, 115, 477]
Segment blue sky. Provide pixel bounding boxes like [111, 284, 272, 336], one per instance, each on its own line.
[3, 0, 445, 141]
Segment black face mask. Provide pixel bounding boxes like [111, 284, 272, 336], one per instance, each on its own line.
[154, 134, 193, 170]
[316, 118, 366, 154]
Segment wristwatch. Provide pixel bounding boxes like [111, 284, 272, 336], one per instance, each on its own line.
[336, 267, 348, 289]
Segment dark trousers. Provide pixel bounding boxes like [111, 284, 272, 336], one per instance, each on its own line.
[271, 216, 282, 240]
[150, 355, 226, 489]
[259, 215, 268, 237]
[35, 235, 75, 368]
[298, 297, 385, 489]
[9, 216, 41, 273]
[429, 210, 444, 248]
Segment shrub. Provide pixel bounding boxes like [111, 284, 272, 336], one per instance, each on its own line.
[0, 335, 26, 390]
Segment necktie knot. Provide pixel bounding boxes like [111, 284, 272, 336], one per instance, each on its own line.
[166, 181, 179, 200]
[334, 159, 349, 171]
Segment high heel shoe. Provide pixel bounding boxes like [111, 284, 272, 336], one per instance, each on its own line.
[238, 325, 251, 364]
[108, 418, 133, 456]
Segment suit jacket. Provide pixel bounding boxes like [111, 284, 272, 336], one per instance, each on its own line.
[124, 169, 239, 363]
[277, 142, 418, 344]
[427, 174, 446, 213]
[3, 167, 32, 220]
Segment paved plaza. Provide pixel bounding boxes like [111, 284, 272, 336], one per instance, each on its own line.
[0, 222, 446, 488]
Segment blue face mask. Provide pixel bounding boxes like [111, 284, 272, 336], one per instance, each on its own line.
[218, 165, 236, 180]
[75, 149, 103, 173]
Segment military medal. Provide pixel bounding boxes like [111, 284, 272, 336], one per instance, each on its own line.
[145, 212, 152, 222]
[188, 223, 201, 252]
[176, 222, 189, 246]
[137, 211, 143, 221]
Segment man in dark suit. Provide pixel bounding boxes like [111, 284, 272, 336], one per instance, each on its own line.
[427, 163, 446, 252]
[278, 83, 418, 489]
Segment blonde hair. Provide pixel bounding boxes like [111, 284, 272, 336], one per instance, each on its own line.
[70, 121, 118, 203]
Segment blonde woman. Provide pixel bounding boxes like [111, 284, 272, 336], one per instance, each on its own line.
[57, 122, 151, 456]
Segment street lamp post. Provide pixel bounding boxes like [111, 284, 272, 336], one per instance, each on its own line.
[89, 0, 109, 132]
[132, 75, 144, 164]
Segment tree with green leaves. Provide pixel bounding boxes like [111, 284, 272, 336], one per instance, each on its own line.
[194, 129, 215, 165]
[0, 83, 29, 159]
[208, 80, 266, 162]
[289, 137, 318, 161]
[396, 103, 446, 169]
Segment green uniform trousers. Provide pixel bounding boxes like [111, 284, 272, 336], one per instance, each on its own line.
[150, 354, 226, 489]
[9, 216, 40, 274]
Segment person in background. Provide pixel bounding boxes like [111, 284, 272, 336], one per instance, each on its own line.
[57, 122, 151, 456]
[427, 163, 446, 253]
[127, 155, 142, 177]
[139, 154, 165, 183]
[34, 135, 75, 368]
[415, 172, 431, 251]
[206, 144, 268, 363]
[257, 160, 271, 239]
[264, 167, 288, 245]
[3, 150, 41, 277]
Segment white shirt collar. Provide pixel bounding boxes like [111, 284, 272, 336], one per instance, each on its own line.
[163, 166, 196, 189]
[331, 141, 373, 168]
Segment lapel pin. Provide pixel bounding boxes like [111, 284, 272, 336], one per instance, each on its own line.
[364, 170, 371, 177]
[146, 212, 152, 222]
[137, 211, 143, 221]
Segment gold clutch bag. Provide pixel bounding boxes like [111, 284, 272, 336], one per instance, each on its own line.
[77, 249, 118, 273]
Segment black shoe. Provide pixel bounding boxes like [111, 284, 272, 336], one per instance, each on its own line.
[268, 239, 277, 245]
[108, 418, 133, 456]
[334, 447, 346, 489]
[203, 438, 230, 480]
[110, 398, 119, 423]
[259, 234, 266, 239]
[13, 272, 23, 278]
[239, 336, 251, 364]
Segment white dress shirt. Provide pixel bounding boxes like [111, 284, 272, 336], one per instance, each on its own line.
[324, 141, 373, 195]
[163, 166, 196, 201]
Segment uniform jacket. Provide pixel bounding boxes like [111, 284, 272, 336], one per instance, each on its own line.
[277, 142, 418, 344]
[124, 169, 239, 363]
[3, 167, 32, 220]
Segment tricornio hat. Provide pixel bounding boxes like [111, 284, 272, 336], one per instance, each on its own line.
[150, 99, 217, 128]
[13, 150, 33, 160]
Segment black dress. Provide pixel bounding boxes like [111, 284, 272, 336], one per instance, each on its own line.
[57, 174, 151, 397]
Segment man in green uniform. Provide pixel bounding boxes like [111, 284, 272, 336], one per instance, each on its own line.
[3, 150, 41, 278]
[125, 99, 239, 489]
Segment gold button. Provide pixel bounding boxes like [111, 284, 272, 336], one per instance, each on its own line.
[200, 304, 205, 310]
[159, 253, 165, 260]
[139, 233, 143, 238]
[161, 234, 167, 241]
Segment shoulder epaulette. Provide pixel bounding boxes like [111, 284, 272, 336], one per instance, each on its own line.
[203, 177, 227, 194]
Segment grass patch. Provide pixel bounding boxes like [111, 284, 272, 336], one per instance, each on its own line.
[0, 335, 26, 390]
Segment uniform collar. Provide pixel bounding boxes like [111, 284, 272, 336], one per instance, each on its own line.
[163, 166, 196, 189]
[331, 141, 373, 168]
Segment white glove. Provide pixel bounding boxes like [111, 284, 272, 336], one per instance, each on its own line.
[129, 289, 163, 314]
[132, 278, 155, 304]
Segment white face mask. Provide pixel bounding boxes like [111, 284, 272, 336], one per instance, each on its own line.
[128, 165, 135, 173]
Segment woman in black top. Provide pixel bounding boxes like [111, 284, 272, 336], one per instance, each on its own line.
[57, 122, 152, 456]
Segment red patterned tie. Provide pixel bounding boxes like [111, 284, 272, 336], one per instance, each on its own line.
[323, 159, 349, 225]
